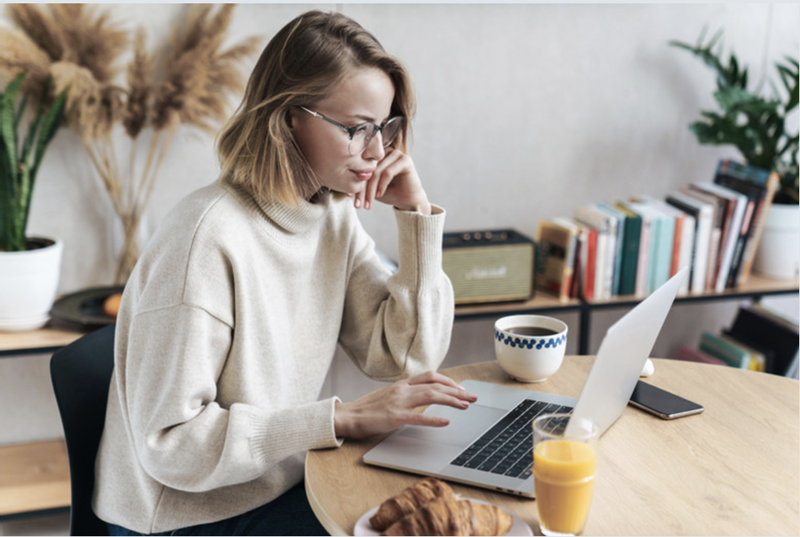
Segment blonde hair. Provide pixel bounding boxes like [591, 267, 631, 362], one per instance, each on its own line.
[216, 10, 415, 206]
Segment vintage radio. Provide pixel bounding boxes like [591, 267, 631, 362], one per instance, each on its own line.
[442, 229, 535, 305]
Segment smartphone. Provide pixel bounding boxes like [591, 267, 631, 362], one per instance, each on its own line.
[629, 380, 704, 420]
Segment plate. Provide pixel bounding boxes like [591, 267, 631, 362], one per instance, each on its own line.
[50, 286, 125, 328]
[354, 498, 532, 536]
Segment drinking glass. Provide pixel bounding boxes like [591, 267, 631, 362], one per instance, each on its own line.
[532, 413, 599, 536]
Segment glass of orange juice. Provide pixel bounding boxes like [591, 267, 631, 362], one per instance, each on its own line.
[533, 413, 599, 536]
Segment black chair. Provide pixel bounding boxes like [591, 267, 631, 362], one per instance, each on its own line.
[50, 323, 116, 536]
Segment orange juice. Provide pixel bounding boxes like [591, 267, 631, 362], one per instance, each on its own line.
[533, 439, 596, 535]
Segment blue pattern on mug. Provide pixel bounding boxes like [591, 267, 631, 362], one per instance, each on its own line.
[495, 329, 566, 350]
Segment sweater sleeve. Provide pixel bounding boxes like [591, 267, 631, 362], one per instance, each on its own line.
[337, 203, 455, 381]
[121, 304, 341, 493]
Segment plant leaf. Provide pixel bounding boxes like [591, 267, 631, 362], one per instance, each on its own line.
[1, 73, 25, 186]
[29, 87, 67, 186]
[14, 94, 28, 133]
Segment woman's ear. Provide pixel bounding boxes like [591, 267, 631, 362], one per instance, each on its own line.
[286, 107, 297, 130]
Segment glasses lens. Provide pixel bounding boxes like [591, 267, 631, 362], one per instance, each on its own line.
[381, 117, 404, 147]
[347, 118, 405, 156]
[348, 124, 372, 156]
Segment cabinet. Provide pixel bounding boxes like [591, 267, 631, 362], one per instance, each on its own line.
[0, 273, 797, 520]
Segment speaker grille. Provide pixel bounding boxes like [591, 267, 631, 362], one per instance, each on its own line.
[443, 244, 534, 304]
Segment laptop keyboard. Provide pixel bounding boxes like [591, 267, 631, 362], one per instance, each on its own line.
[449, 399, 573, 480]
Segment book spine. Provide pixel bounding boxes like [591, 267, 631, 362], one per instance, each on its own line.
[636, 215, 651, 297]
[618, 214, 641, 296]
[738, 171, 780, 284]
[699, 332, 751, 369]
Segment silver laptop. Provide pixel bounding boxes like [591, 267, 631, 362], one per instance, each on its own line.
[363, 267, 688, 497]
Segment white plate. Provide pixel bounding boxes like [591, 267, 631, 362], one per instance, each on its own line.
[354, 498, 532, 536]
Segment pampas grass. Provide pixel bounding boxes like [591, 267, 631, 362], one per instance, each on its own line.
[0, 4, 259, 283]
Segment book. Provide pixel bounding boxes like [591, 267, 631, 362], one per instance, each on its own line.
[561, 217, 593, 300]
[727, 304, 799, 376]
[570, 224, 585, 299]
[536, 219, 579, 302]
[683, 188, 723, 291]
[722, 330, 774, 373]
[553, 217, 587, 300]
[612, 203, 642, 296]
[594, 203, 626, 297]
[719, 334, 766, 372]
[575, 205, 614, 300]
[688, 182, 748, 291]
[675, 344, 727, 366]
[639, 196, 693, 294]
[713, 169, 761, 287]
[665, 192, 713, 294]
[626, 200, 674, 294]
[714, 160, 780, 285]
[699, 332, 752, 369]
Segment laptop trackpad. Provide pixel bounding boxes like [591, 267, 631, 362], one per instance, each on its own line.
[395, 404, 507, 448]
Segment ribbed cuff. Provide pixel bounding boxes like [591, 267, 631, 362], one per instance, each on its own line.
[249, 398, 343, 469]
[394, 204, 446, 290]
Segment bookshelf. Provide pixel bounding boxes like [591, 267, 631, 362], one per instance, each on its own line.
[455, 274, 799, 355]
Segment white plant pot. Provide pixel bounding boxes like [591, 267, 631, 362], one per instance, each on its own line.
[0, 237, 64, 331]
[753, 204, 800, 281]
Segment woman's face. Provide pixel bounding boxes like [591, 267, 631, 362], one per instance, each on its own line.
[289, 67, 396, 197]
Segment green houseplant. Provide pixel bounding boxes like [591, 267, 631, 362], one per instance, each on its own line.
[0, 71, 68, 330]
[1, 72, 67, 252]
[671, 29, 799, 280]
[670, 28, 798, 205]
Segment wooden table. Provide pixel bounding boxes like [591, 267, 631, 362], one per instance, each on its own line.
[305, 358, 799, 536]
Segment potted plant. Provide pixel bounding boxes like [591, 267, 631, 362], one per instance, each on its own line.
[671, 29, 799, 280]
[0, 72, 67, 330]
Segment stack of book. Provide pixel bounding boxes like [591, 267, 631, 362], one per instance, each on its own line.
[676, 304, 799, 377]
[535, 159, 781, 301]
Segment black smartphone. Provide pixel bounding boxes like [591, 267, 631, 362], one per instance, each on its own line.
[629, 380, 704, 420]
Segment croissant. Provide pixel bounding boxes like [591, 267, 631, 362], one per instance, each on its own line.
[382, 496, 514, 536]
[370, 477, 456, 531]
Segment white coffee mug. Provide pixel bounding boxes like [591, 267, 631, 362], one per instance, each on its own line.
[494, 314, 568, 382]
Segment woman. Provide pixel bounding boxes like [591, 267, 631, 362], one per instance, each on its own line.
[94, 10, 476, 536]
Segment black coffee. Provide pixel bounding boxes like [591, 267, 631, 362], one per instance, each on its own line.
[506, 326, 558, 336]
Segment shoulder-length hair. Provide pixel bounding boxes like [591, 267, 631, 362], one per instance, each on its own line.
[216, 10, 416, 206]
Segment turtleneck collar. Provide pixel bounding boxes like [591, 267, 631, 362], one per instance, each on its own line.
[225, 183, 331, 235]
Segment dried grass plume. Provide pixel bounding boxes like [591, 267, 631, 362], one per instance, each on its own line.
[0, 4, 261, 284]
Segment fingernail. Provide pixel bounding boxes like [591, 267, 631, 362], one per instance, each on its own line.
[458, 384, 466, 391]
[461, 401, 469, 408]
[365, 200, 371, 210]
[355, 198, 361, 208]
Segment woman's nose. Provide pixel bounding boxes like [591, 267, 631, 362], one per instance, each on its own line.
[362, 131, 385, 160]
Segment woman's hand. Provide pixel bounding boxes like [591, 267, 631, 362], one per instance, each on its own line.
[355, 148, 432, 215]
[333, 371, 478, 439]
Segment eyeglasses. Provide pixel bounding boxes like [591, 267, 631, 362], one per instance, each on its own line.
[298, 106, 405, 156]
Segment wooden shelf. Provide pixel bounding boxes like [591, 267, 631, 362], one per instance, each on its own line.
[0, 323, 88, 357]
[455, 293, 581, 319]
[587, 274, 799, 307]
[454, 275, 798, 354]
[0, 440, 70, 520]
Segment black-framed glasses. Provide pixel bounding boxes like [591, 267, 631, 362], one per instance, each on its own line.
[299, 106, 405, 156]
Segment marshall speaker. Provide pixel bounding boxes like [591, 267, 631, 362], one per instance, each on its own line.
[442, 229, 536, 305]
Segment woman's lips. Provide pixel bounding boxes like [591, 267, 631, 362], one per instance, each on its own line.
[352, 169, 375, 181]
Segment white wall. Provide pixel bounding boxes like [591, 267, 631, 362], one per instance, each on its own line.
[2, 4, 798, 443]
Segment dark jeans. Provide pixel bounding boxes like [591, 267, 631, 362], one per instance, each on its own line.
[107, 481, 328, 536]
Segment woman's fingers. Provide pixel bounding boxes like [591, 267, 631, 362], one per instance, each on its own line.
[333, 373, 478, 438]
[363, 149, 401, 209]
[407, 370, 464, 390]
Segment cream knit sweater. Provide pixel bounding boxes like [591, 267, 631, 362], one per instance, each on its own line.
[92, 182, 454, 533]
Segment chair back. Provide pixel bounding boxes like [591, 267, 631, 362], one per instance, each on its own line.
[50, 323, 116, 536]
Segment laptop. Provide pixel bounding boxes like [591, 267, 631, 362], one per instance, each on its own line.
[362, 267, 688, 497]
